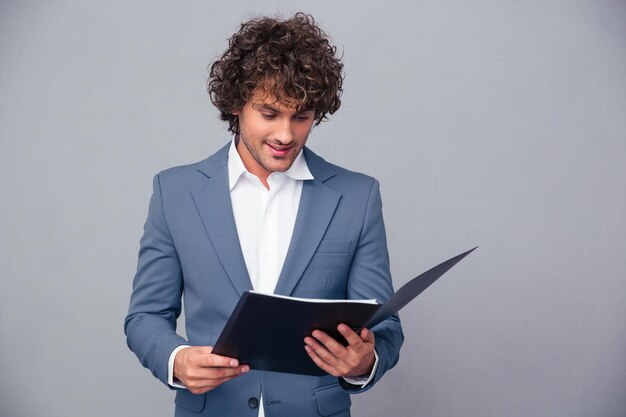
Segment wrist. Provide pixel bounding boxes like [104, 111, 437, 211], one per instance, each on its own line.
[171, 345, 191, 383]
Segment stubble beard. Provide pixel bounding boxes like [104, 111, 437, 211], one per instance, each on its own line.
[239, 133, 297, 174]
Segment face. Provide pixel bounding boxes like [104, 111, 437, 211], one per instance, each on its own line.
[234, 90, 315, 183]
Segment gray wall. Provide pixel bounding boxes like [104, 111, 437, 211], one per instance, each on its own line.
[1, 1, 625, 416]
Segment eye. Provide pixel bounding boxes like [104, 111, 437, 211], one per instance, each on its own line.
[261, 113, 277, 120]
[294, 114, 311, 121]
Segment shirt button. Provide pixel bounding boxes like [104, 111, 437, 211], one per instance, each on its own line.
[248, 397, 259, 409]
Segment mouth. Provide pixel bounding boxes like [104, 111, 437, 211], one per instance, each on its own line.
[266, 142, 293, 157]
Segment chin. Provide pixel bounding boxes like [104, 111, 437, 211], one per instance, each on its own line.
[269, 165, 290, 173]
[265, 158, 294, 172]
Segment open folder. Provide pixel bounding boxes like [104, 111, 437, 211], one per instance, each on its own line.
[212, 247, 477, 376]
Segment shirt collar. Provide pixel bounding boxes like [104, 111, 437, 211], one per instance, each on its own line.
[228, 136, 314, 191]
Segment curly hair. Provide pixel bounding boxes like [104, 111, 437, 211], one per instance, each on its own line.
[208, 13, 344, 134]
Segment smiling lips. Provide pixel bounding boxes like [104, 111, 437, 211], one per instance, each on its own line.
[266, 142, 292, 157]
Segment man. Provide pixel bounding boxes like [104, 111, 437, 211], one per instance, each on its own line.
[125, 13, 403, 417]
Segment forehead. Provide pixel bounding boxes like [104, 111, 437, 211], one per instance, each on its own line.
[248, 88, 312, 113]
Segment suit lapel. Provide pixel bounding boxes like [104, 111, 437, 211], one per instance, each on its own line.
[189, 144, 341, 298]
[274, 148, 342, 296]
[190, 144, 252, 296]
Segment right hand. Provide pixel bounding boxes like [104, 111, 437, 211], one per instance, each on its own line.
[173, 346, 249, 394]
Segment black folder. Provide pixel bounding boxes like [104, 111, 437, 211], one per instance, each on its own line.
[212, 247, 477, 376]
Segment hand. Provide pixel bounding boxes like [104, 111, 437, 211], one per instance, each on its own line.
[304, 324, 375, 378]
[173, 346, 249, 394]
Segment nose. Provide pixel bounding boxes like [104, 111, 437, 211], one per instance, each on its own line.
[273, 117, 294, 144]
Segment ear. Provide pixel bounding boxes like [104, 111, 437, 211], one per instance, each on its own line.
[231, 109, 241, 116]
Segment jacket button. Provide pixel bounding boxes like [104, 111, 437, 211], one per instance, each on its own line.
[248, 397, 259, 409]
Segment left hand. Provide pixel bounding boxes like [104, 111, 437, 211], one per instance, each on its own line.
[304, 324, 375, 378]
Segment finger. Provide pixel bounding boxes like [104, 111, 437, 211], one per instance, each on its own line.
[197, 346, 240, 367]
[205, 365, 249, 380]
[202, 352, 240, 368]
[360, 328, 375, 344]
[305, 335, 343, 366]
[304, 344, 337, 376]
[210, 374, 238, 387]
[187, 365, 248, 389]
[311, 330, 346, 357]
[337, 323, 364, 346]
[189, 374, 239, 394]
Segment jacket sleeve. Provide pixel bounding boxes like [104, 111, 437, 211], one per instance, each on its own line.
[124, 173, 188, 387]
[341, 179, 404, 392]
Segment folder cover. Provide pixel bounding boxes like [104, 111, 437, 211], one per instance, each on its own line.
[212, 247, 477, 376]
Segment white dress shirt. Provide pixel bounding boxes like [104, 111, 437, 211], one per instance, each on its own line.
[168, 138, 377, 415]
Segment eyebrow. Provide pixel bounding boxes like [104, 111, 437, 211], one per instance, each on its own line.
[258, 104, 280, 112]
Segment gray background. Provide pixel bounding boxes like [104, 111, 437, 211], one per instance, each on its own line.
[1, 1, 625, 416]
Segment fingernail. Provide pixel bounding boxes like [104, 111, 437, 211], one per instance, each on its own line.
[230, 359, 238, 367]
[241, 366, 250, 373]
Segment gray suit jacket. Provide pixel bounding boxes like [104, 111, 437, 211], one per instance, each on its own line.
[125, 143, 403, 417]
